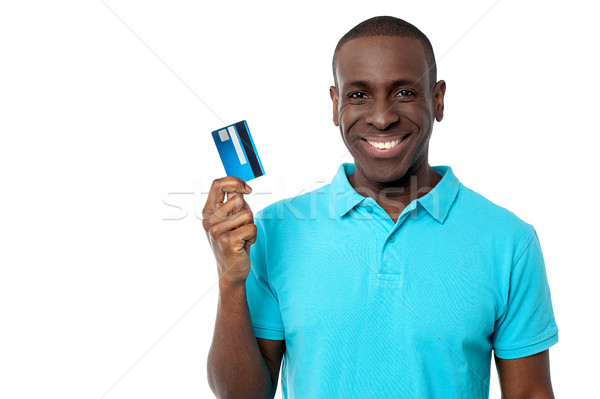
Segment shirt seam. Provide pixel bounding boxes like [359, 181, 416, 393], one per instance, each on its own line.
[510, 227, 536, 273]
[253, 210, 279, 302]
[253, 325, 285, 334]
[494, 329, 559, 352]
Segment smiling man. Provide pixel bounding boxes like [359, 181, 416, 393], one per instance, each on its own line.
[204, 16, 559, 399]
[331, 31, 445, 223]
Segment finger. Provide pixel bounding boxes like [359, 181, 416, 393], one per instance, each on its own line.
[224, 223, 258, 252]
[207, 208, 254, 237]
[204, 177, 252, 213]
[212, 194, 248, 219]
[203, 195, 251, 231]
[243, 228, 257, 252]
[206, 176, 252, 209]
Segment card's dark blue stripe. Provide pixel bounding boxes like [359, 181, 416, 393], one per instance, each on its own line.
[235, 121, 263, 178]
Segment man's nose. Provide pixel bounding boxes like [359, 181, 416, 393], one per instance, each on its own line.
[364, 99, 400, 130]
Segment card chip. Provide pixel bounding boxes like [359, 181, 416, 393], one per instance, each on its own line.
[218, 129, 229, 142]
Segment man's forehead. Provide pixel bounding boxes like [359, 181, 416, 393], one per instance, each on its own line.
[337, 35, 425, 53]
[335, 36, 429, 87]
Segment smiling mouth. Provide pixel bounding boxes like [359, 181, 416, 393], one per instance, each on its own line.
[364, 135, 408, 150]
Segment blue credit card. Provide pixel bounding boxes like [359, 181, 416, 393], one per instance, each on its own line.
[211, 120, 265, 182]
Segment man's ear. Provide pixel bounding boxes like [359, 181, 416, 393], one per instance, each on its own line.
[329, 86, 339, 126]
[433, 80, 446, 122]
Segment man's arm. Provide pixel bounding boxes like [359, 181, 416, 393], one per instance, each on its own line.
[207, 282, 285, 399]
[494, 350, 554, 399]
[203, 177, 285, 399]
[257, 338, 286, 393]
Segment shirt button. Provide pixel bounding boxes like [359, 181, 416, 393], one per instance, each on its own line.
[388, 235, 395, 243]
[365, 205, 373, 213]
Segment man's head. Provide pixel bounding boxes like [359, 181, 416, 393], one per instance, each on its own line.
[332, 16, 437, 90]
[330, 16, 446, 186]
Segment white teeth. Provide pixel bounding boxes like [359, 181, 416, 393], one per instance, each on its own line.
[367, 138, 401, 149]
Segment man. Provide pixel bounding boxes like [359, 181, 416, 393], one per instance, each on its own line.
[203, 16, 558, 398]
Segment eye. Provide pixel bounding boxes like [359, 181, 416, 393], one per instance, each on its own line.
[348, 91, 368, 99]
[396, 89, 415, 97]
[396, 89, 416, 99]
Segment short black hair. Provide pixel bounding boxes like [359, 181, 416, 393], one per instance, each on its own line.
[332, 16, 437, 89]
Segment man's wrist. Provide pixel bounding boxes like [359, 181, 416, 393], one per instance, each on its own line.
[218, 276, 247, 293]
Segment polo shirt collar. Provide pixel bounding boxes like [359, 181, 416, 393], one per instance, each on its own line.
[329, 163, 461, 223]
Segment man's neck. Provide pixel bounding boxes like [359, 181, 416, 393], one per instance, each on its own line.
[348, 161, 442, 223]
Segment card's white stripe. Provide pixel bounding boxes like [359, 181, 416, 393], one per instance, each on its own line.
[227, 126, 247, 165]
[218, 129, 229, 142]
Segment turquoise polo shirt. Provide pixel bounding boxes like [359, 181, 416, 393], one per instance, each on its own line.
[246, 163, 558, 398]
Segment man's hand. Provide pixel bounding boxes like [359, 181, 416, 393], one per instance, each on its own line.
[202, 176, 256, 287]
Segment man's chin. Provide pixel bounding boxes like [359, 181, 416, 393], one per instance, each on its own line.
[354, 160, 410, 185]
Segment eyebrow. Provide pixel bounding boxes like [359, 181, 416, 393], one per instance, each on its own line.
[392, 79, 420, 88]
[345, 80, 371, 89]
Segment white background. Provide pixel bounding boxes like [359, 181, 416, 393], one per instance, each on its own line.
[1, 1, 598, 398]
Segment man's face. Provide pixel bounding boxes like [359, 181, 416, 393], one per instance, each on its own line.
[330, 36, 446, 185]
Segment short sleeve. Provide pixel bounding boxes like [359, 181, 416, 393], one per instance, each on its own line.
[245, 212, 285, 340]
[492, 228, 559, 359]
